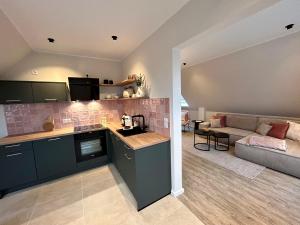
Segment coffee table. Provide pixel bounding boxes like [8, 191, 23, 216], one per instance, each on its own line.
[194, 128, 214, 151]
[212, 132, 230, 151]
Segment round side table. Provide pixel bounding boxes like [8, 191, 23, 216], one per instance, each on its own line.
[212, 132, 230, 151]
[194, 129, 214, 151]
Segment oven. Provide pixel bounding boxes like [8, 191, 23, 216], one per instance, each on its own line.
[74, 130, 107, 162]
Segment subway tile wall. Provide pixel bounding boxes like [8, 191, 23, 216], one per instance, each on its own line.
[4, 98, 170, 137]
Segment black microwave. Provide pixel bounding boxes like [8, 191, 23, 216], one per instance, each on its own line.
[68, 77, 99, 101]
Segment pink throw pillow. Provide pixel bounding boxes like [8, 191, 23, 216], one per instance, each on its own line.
[212, 115, 226, 127]
[267, 123, 289, 139]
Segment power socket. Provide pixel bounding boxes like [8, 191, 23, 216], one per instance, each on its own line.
[62, 118, 72, 124]
[164, 117, 169, 128]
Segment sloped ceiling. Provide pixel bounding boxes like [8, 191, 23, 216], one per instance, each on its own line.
[181, 0, 300, 67]
[0, 0, 190, 61]
[0, 9, 31, 75]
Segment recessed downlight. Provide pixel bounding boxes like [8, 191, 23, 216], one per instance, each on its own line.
[47, 37, 55, 43]
[285, 24, 294, 30]
[112, 35, 118, 41]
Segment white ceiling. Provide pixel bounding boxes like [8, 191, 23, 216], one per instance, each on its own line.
[0, 0, 189, 61]
[181, 0, 300, 67]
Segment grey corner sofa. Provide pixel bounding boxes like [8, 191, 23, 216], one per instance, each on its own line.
[206, 113, 300, 179]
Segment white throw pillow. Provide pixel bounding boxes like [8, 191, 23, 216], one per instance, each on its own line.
[286, 121, 300, 141]
[210, 119, 221, 128]
[256, 123, 272, 136]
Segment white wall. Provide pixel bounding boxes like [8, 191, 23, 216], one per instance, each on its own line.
[122, 0, 278, 196]
[182, 31, 300, 118]
[0, 9, 31, 75]
[1, 51, 122, 83]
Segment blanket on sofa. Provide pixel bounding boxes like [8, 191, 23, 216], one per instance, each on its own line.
[249, 136, 287, 151]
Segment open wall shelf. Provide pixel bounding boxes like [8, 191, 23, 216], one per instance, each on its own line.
[99, 79, 136, 87]
[100, 97, 148, 101]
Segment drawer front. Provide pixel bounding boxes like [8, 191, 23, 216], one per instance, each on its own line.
[0, 142, 37, 190]
[33, 135, 76, 180]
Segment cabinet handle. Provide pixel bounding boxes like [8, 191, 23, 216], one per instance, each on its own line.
[48, 137, 61, 142]
[5, 144, 21, 148]
[6, 100, 21, 103]
[124, 153, 132, 160]
[44, 98, 57, 102]
[6, 152, 23, 157]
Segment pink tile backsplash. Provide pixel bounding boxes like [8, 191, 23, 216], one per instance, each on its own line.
[4, 98, 170, 137]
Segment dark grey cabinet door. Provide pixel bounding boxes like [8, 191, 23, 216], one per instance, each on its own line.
[0, 81, 33, 104]
[0, 142, 37, 190]
[121, 143, 136, 196]
[33, 135, 76, 180]
[32, 82, 68, 103]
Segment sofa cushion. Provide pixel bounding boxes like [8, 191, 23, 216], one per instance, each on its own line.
[267, 122, 289, 139]
[257, 117, 287, 126]
[210, 119, 221, 128]
[226, 115, 257, 131]
[212, 115, 226, 127]
[256, 123, 272, 136]
[248, 135, 287, 151]
[237, 134, 300, 158]
[209, 127, 254, 138]
[286, 121, 300, 141]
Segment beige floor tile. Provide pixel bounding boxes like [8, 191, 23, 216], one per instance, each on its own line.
[138, 195, 183, 224]
[0, 188, 38, 216]
[1, 165, 204, 225]
[36, 175, 82, 205]
[156, 205, 205, 225]
[29, 192, 83, 225]
[0, 208, 32, 225]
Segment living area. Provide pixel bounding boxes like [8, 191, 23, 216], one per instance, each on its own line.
[180, 1, 300, 224]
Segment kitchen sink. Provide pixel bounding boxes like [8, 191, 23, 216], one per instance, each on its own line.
[116, 127, 147, 137]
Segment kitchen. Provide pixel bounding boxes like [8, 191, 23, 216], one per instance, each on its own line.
[0, 75, 171, 211]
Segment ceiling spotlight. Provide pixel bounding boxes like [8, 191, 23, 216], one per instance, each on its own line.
[285, 24, 294, 30]
[47, 37, 55, 43]
[112, 35, 118, 41]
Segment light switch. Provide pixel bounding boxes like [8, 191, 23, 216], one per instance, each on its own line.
[164, 117, 169, 128]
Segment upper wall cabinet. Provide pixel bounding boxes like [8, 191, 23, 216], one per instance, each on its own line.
[0, 81, 68, 104]
[0, 81, 34, 104]
[32, 82, 68, 103]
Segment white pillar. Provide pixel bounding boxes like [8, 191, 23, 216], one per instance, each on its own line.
[170, 48, 184, 197]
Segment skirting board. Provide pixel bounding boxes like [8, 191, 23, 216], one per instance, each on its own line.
[171, 188, 184, 197]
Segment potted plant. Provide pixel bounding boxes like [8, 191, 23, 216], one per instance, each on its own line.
[135, 74, 145, 97]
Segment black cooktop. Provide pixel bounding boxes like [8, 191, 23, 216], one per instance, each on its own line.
[74, 124, 103, 132]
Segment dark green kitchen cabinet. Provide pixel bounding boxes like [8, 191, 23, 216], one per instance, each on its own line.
[33, 135, 76, 180]
[0, 81, 33, 104]
[108, 132, 171, 210]
[32, 82, 68, 103]
[0, 142, 37, 192]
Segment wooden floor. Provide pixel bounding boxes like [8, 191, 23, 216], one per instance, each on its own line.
[180, 132, 300, 225]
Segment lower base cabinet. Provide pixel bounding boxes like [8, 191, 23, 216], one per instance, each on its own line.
[109, 133, 171, 210]
[33, 135, 76, 180]
[0, 142, 37, 196]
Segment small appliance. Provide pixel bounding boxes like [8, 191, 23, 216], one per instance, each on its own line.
[68, 77, 99, 101]
[74, 124, 106, 162]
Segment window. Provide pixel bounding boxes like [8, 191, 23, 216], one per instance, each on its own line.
[181, 95, 189, 107]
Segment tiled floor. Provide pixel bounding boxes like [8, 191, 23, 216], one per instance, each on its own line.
[0, 165, 204, 225]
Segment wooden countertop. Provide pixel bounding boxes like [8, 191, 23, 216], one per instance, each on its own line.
[106, 123, 170, 150]
[0, 123, 170, 150]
